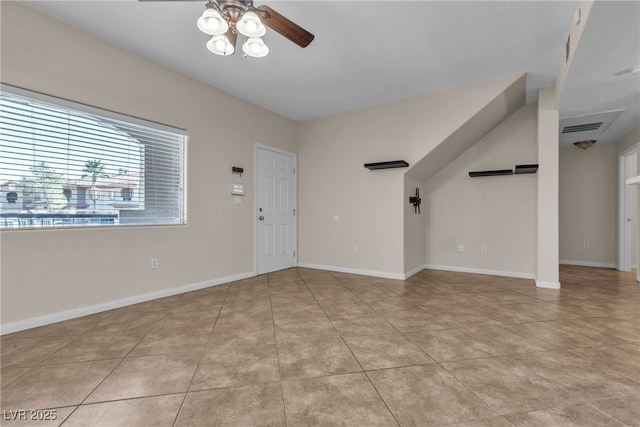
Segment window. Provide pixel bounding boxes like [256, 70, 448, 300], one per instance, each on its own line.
[121, 188, 133, 201]
[0, 85, 187, 229]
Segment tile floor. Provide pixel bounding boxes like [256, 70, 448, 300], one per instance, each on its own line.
[1, 265, 639, 426]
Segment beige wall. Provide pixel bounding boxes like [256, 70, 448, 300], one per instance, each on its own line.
[559, 143, 617, 266]
[0, 3, 296, 325]
[404, 176, 425, 274]
[296, 75, 522, 276]
[423, 105, 537, 276]
[616, 128, 640, 154]
[536, 87, 560, 288]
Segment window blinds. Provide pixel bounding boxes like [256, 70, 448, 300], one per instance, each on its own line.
[0, 85, 187, 228]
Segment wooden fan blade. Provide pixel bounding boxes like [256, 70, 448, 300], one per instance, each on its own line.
[137, 0, 201, 2]
[257, 5, 314, 48]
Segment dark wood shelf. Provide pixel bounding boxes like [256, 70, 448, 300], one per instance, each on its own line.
[469, 164, 538, 177]
[364, 160, 409, 170]
[514, 164, 539, 174]
[469, 169, 513, 177]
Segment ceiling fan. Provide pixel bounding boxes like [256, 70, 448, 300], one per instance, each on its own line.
[139, 0, 314, 58]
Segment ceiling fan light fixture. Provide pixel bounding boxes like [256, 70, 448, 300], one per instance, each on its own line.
[190, 0, 314, 58]
[197, 6, 228, 36]
[242, 37, 269, 58]
[207, 32, 236, 56]
[237, 10, 266, 38]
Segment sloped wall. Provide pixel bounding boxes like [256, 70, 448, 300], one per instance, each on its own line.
[423, 105, 537, 276]
[296, 74, 524, 277]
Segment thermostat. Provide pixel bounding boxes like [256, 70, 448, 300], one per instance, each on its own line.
[231, 183, 245, 196]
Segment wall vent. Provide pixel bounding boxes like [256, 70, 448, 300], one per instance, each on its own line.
[561, 122, 603, 133]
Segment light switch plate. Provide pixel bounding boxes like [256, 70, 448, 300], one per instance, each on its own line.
[231, 182, 245, 195]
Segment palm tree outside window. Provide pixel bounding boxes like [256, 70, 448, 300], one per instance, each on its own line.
[82, 160, 109, 212]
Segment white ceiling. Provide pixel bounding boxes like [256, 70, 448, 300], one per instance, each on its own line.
[20, 0, 640, 146]
[558, 0, 640, 146]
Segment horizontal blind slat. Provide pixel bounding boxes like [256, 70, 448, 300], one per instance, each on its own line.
[0, 88, 186, 229]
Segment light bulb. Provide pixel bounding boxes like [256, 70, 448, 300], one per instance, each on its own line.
[197, 7, 228, 36]
[206, 17, 219, 31]
[207, 34, 235, 56]
[242, 37, 268, 58]
[237, 11, 266, 37]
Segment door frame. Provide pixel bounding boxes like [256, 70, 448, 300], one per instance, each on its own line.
[618, 144, 639, 272]
[254, 143, 298, 275]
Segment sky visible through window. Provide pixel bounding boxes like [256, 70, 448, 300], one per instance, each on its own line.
[0, 92, 143, 186]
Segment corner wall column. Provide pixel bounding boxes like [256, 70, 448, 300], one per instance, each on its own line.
[536, 87, 560, 289]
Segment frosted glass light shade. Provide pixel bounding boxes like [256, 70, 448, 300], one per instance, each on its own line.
[237, 11, 266, 37]
[242, 37, 269, 58]
[197, 8, 228, 36]
[207, 34, 235, 56]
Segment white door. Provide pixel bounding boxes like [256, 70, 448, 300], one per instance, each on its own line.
[256, 146, 296, 274]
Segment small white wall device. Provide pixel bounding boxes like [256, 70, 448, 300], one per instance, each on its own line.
[231, 182, 245, 196]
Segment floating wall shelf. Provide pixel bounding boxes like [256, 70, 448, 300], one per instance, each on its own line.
[514, 164, 539, 174]
[469, 164, 538, 178]
[469, 169, 513, 177]
[364, 160, 409, 170]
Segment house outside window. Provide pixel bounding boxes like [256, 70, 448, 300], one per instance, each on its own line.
[121, 188, 133, 201]
[6, 191, 17, 203]
[0, 85, 187, 229]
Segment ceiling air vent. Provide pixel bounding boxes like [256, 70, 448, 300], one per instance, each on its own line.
[559, 110, 623, 147]
[561, 122, 603, 133]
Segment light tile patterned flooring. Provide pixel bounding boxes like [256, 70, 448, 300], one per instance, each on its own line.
[1, 265, 639, 426]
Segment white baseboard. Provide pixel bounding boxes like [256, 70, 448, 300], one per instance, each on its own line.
[297, 263, 405, 280]
[404, 264, 426, 279]
[424, 264, 535, 280]
[0, 271, 256, 335]
[536, 280, 561, 289]
[560, 260, 616, 269]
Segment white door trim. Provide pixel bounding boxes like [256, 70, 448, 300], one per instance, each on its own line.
[254, 144, 297, 275]
[618, 144, 638, 272]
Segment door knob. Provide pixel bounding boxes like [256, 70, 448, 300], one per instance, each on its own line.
[259, 216, 264, 221]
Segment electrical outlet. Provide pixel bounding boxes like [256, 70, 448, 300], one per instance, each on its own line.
[457, 245, 464, 253]
[353, 245, 359, 253]
[583, 242, 590, 249]
[151, 258, 158, 270]
[481, 246, 488, 254]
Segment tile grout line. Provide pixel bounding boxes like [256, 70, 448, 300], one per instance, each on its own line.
[267, 271, 291, 427]
[2, 266, 638, 425]
[69, 302, 174, 406]
[59, 303, 175, 421]
[171, 281, 232, 427]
